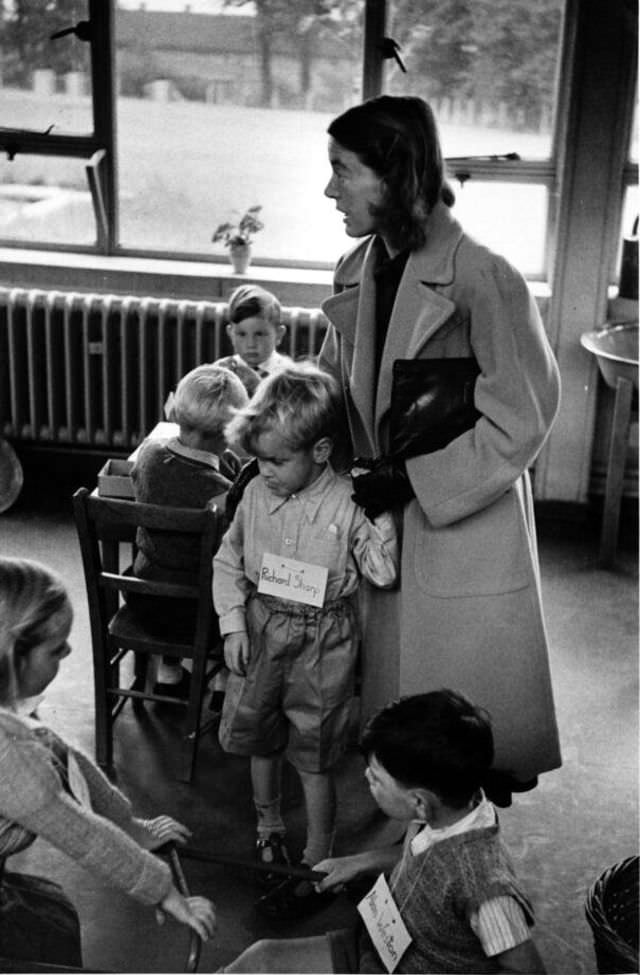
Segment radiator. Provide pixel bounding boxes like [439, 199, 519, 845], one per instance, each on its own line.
[0, 287, 328, 451]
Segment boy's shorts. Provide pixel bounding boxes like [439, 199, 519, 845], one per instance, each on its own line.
[219, 591, 359, 772]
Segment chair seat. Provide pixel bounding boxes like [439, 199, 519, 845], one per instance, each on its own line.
[109, 604, 198, 656]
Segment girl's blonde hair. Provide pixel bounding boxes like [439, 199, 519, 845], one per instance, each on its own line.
[225, 361, 340, 452]
[0, 558, 71, 707]
[173, 364, 248, 436]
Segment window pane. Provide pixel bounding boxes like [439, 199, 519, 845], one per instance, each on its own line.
[0, 155, 95, 245]
[0, 0, 93, 134]
[448, 180, 547, 276]
[387, 0, 564, 160]
[115, 2, 364, 262]
[616, 184, 639, 284]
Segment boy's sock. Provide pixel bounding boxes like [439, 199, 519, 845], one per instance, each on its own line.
[254, 797, 286, 839]
[157, 660, 182, 684]
[302, 829, 335, 867]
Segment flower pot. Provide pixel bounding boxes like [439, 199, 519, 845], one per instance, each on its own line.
[229, 242, 251, 274]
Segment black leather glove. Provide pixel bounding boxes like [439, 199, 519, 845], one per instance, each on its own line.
[351, 459, 414, 521]
[225, 458, 259, 523]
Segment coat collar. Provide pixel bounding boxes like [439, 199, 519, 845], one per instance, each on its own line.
[331, 202, 464, 289]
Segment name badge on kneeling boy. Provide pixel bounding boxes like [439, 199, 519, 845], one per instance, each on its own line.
[357, 873, 412, 973]
[258, 553, 328, 607]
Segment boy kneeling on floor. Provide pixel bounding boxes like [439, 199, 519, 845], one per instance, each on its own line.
[221, 689, 546, 974]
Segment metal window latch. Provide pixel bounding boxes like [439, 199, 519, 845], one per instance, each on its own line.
[378, 37, 406, 73]
[50, 20, 92, 42]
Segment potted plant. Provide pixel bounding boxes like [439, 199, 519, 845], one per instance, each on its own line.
[212, 205, 264, 274]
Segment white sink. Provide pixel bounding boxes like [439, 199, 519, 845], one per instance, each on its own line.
[580, 322, 638, 391]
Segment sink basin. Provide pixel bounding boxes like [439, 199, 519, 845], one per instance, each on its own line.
[580, 322, 639, 391]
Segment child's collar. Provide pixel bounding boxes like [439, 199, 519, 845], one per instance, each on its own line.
[409, 790, 495, 855]
[168, 437, 220, 470]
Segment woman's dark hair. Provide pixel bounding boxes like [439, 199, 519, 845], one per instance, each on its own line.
[328, 95, 455, 250]
[360, 689, 494, 808]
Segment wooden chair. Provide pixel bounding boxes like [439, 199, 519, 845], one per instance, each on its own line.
[72, 486, 224, 783]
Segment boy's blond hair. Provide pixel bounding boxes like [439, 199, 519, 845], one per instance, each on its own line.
[225, 362, 340, 452]
[173, 364, 248, 437]
[227, 284, 281, 327]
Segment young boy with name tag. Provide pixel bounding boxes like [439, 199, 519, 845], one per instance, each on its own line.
[220, 690, 546, 974]
[213, 362, 398, 918]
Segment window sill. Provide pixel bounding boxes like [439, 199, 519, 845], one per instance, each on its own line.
[0, 246, 553, 309]
[0, 247, 335, 306]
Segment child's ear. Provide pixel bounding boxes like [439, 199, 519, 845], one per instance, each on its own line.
[411, 788, 435, 822]
[226, 322, 235, 339]
[313, 437, 333, 464]
[275, 324, 286, 347]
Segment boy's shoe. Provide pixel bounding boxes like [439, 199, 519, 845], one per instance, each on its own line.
[254, 869, 334, 921]
[255, 833, 290, 889]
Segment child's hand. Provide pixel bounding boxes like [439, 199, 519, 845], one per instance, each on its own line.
[135, 815, 192, 851]
[224, 632, 250, 675]
[313, 854, 365, 892]
[156, 885, 216, 941]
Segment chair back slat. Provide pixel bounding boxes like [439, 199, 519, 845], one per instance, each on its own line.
[100, 573, 199, 600]
[86, 493, 215, 533]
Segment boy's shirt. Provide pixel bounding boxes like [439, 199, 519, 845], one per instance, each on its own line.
[213, 464, 398, 634]
[256, 350, 293, 376]
[358, 794, 534, 973]
[213, 351, 293, 394]
[408, 794, 531, 958]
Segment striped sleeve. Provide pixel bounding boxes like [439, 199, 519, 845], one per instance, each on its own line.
[470, 896, 531, 956]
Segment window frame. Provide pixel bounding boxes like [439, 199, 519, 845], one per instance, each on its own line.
[0, 0, 635, 281]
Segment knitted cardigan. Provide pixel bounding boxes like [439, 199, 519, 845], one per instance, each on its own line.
[358, 824, 534, 974]
[131, 437, 234, 583]
[0, 709, 171, 905]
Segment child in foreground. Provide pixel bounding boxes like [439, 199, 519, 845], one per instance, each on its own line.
[213, 362, 398, 918]
[131, 363, 247, 695]
[221, 690, 546, 974]
[0, 557, 216, 968]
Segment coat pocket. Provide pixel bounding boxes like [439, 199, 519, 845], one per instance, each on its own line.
[411, 487, 532, 597]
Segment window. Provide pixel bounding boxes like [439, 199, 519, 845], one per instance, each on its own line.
[386, 0, 564, 276]
[0, 0, 635, 281]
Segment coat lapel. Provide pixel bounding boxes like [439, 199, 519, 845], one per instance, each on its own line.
[323, 205, 466, 450]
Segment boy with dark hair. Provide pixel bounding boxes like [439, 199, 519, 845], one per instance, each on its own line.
[221, 690, 546, 974]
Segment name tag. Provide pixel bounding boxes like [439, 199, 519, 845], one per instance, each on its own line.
[257, 553, 328, 607]
[358, 873, 412, 974]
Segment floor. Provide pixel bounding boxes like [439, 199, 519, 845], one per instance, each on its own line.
[1, 454, 638, 974]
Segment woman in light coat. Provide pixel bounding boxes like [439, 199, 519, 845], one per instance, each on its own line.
[320, 95, 561, 801]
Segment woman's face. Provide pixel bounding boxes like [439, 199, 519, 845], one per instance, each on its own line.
[325, 137, 386, 239]
[17, 602, 73, 700]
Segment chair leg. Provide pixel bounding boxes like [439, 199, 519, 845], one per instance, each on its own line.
[179, 654, 209, 783]
[599, 376, 634, 568]
[132, 653, 153, 713]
